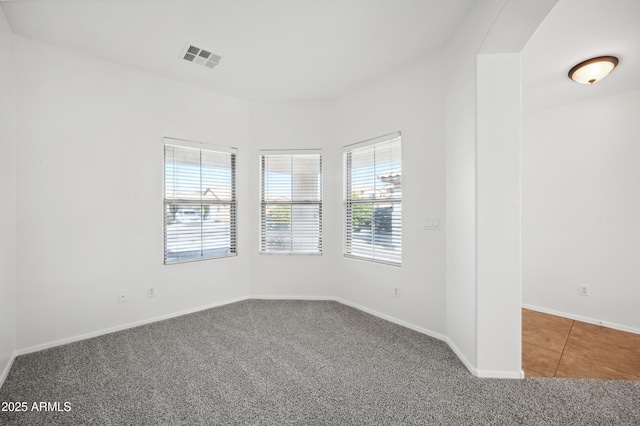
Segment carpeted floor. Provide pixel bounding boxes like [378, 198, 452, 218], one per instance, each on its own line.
[1, 300, 638, 425]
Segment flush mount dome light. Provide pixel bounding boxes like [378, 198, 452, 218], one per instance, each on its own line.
[568, 56, 618, 84]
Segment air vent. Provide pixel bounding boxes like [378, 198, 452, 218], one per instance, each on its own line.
[182, 44, 221, 69]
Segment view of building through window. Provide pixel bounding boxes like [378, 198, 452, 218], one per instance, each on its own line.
[163, 138, 400, 263]
[164, 139, 237, 263]
[344, 133, 402, 265]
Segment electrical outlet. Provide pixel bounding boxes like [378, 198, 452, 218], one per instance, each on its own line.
[148, 287, 155, 297]
[118, 291, 127, 303]
[393, 286, 400, 297]
[579, 285, 589, 297]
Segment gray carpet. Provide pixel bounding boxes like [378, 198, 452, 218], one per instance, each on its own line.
[0, 300, 638, 425]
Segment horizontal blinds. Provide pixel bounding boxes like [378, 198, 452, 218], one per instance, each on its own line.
[164, 143, 237, 263]
[261, 152, 322, 254]
[345, 135, 401, 265]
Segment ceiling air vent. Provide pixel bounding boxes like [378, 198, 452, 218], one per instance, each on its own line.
[182, 44, 221, 69]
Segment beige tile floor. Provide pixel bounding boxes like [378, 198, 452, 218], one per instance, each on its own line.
[522, 308, 640, 380]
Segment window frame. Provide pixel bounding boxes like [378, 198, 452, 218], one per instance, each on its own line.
[260, 149, 323, 255]
[163, 137, 238, 264]
[343, 132, 402, 266]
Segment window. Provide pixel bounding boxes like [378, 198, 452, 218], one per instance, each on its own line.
[260, 150, 322, 254]
[164, 138, 237, 264]
[344, 133, 402, 265]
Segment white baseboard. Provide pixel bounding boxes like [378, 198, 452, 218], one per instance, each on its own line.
[334, 298, 448, 342]
[475, 368, 524, 379]
[250, 295, 334, 301]
[250, 295, 449, 343]
[522, 304, 640, 335]
[336, 300, 523, 379]
[444, 338, 523, 379]
[12, 295, 525, 381]
[16, 295, 250, 356]
[0, 353, 16, 389]
[15, 294, 450, 364]
[445, 338, 478, 376]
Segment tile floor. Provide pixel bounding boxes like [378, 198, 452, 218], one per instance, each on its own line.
[522, 308, 640, 380]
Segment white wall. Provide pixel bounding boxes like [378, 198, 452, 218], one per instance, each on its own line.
[522, 89, 640, 333]
[248, 101, 337, 298]
[14, 37, 252, 352]
[332, 54, 448, 337]
[476, 53, 522, 376]
[11, 33, 452, 356]
[3, 0, 592, 382]
[445, 0, 557, 377]
[476, 0, 558, 377]
[248, 54, 451, 338]
[444, 0, 507, 372]
[0, 6, 17, 383]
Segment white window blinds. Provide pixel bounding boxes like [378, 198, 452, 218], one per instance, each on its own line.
[260, 151, 322, 254]
[344, 133, 401, 265]
[164, 139, 237, 264]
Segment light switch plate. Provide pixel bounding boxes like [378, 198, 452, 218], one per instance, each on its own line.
[424, 218, 440, 230]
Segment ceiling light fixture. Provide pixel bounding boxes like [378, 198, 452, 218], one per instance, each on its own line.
[568, 56, 618, 84]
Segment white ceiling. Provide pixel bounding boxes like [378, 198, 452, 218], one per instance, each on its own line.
[1, 0, 477, 101]
[2, 0, 637, 109]
[522, 0, 640, 113]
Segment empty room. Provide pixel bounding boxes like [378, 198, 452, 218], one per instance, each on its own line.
[1, 0, 638, 424]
